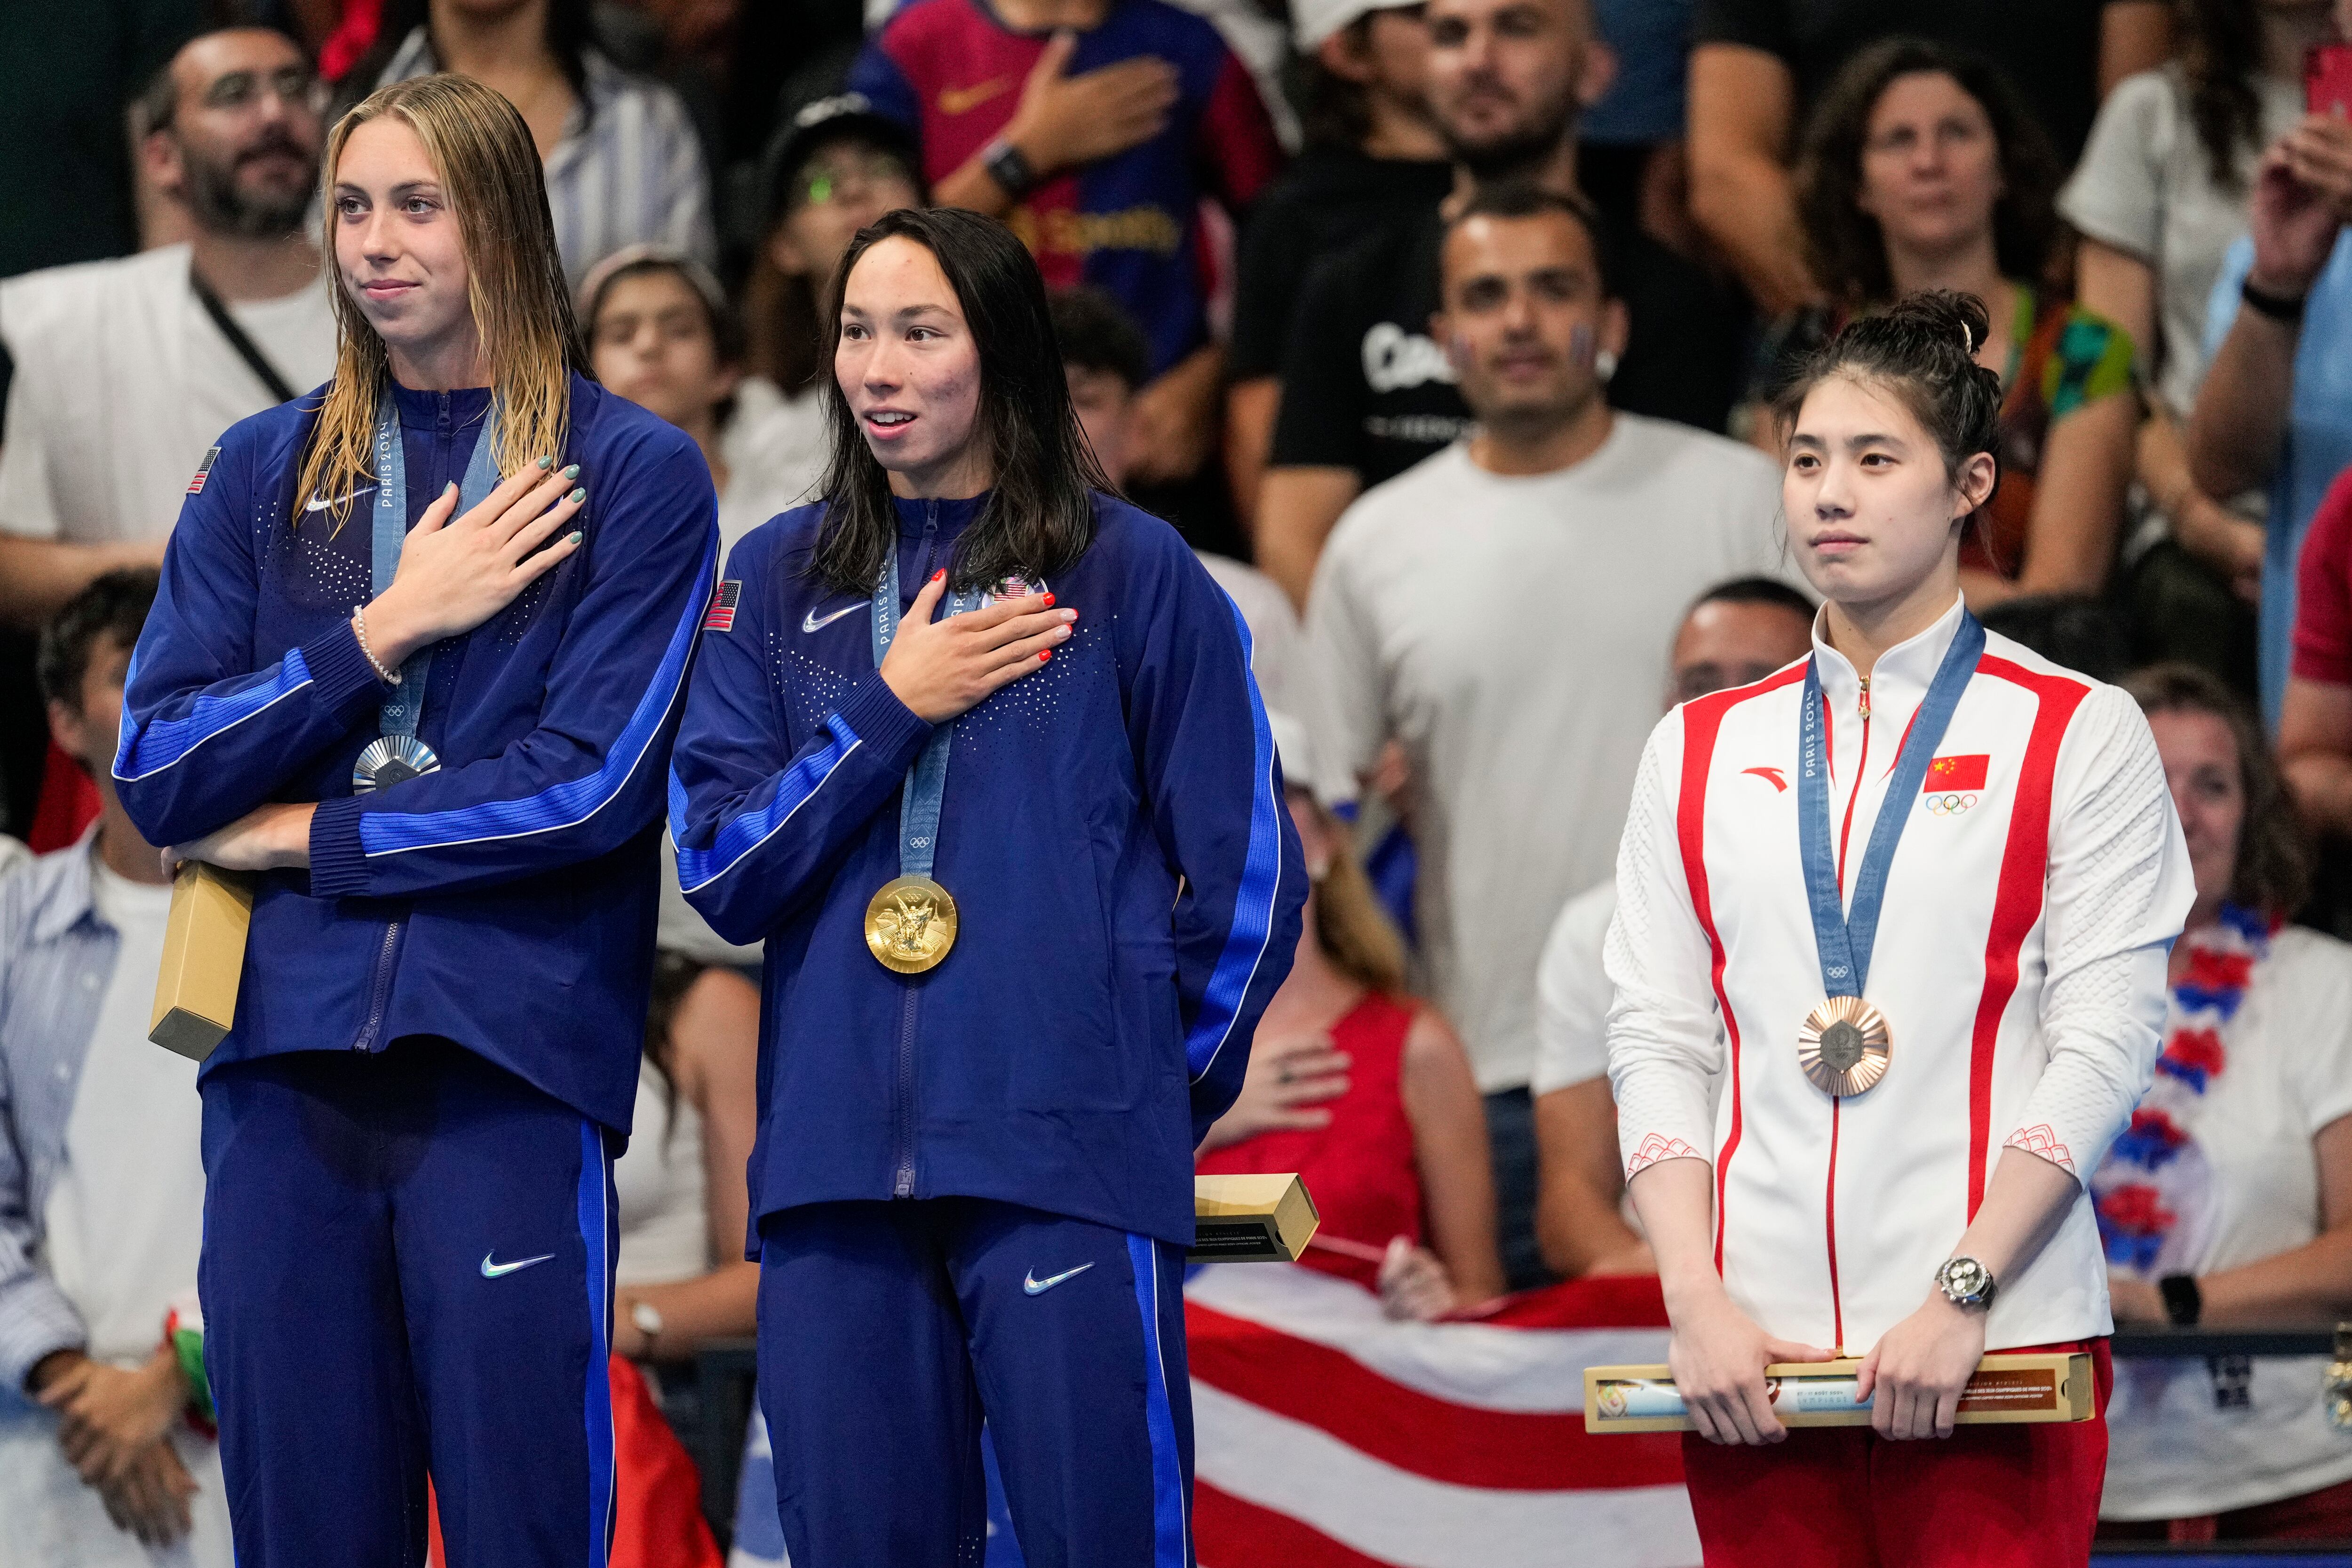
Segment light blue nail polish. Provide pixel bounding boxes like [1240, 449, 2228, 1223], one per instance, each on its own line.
[567, 531, 583, 545]
[537, 454, 555, 470]
[563, 464, 580, 480]
[568, 487, 586, 504]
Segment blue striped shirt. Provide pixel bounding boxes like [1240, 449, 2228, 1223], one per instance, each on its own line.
[0, 836, 116, 1393]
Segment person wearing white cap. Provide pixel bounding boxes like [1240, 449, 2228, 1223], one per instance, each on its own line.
[1223, 0, 1450, 519]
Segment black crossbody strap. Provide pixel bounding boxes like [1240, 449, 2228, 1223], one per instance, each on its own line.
[191, 268, 300, 404]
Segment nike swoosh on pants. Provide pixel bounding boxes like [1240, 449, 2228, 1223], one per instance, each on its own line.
[1022, 1262, 1095, 1296]
[480, 1251, 556, 1279]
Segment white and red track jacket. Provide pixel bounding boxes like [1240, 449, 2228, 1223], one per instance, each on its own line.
[1605, 596, 2193, 1354]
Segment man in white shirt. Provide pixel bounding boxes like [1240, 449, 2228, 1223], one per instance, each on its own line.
[0, 26, 336, 630]
[1529, 576, 1814, 1278]
[1303, 182, 1790, 1282]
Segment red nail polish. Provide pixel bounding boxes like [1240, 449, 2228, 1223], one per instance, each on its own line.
[1039, 650, 1051, 662]
[932, 570, 945, 582]
[1043, 592, 1056, 606]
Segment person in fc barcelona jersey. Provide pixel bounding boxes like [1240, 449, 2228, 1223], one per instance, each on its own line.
[1606, 291, 2194, 1566]
[846, 0, 1283, 487]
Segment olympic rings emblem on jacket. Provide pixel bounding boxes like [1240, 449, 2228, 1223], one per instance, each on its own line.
[1923, 792, 1978, 816]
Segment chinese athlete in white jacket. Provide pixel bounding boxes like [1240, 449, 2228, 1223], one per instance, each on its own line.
[1606, 293, 2192, 1568]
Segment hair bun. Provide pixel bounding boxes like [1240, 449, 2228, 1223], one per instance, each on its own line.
[1875, 288, 1992, 364]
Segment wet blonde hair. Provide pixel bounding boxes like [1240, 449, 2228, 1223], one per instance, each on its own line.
[299, 73, 589, 526]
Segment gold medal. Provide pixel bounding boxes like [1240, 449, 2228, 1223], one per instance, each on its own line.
[1797, 996, 1891, 1097]
[865, 875, 958, 973]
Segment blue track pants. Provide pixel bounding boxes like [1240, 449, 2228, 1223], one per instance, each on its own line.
[199, 1039, 620, 1567]
[756, 1198, 1192, 1567]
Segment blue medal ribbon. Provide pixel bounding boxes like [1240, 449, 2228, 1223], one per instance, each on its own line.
[870, 547, 984, 881]
[1796, 609, 1986, 1001]
[353, 390, 502, 792]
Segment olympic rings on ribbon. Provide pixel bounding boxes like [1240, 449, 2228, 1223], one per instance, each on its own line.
[1923, 792, 1978, 816]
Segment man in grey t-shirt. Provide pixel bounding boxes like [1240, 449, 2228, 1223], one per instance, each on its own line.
[1304, 184, 1791, 1284]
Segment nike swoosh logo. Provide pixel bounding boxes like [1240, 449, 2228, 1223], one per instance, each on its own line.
[802, 601, 868, 634]
[1023, 1262, 1095, 1296]
[480, 1251, 555, 1279]
[305, 486, 378, 512]
[939, 78, 1011, 115]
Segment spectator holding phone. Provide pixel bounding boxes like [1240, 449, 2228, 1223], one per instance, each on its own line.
[2064, 0, 2330, 694]
[2187, 0, 2352, 723]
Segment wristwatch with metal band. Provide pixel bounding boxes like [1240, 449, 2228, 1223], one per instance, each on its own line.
[1935, 1256, 1998, 1311]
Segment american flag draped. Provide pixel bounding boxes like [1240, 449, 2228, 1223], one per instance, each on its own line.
[1185, 1264, 1701, 1568]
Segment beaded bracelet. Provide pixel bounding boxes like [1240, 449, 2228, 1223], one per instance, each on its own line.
[352, 605, 397, 684]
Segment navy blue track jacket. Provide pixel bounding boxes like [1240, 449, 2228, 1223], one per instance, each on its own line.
[668, 492, 1305, 1248]
[116, 376, 717, 1132]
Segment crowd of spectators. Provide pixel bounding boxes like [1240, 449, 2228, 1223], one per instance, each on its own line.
[9, 0, 2352, 1557]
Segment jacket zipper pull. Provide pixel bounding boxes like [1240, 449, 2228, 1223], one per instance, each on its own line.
[1858, 675, 1871, 721]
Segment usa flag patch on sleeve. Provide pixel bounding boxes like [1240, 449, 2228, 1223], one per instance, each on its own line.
[187, 446, 222, 494]
[703, 579, 741, 632]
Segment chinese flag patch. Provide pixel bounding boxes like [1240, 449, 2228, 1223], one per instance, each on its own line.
[187, 445, 221, 494]
[1923, 754, 1989, 792]
[703, 579, 740, 632]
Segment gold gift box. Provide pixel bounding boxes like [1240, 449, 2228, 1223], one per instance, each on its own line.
[148, 861, 252, 1062]
[1586, 1351, 2096, 1432]
[1190, 1173, 1320, 1263]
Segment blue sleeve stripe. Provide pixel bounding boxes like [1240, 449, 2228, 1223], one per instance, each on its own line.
[1185, 600, 1288, 1084]
[669, 713, 862, 894]
[112, 647, 315, 783]
[357, 544, 715, 857]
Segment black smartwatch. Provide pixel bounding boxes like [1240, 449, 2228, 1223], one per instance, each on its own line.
[983, 137, 1037, 201]
[2241, 277, 2309, 325]
[2158, 1273, 2203, 1327]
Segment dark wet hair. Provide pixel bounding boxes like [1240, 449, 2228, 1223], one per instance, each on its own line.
[1772, 289, 2006, 521]
[811, 207, 1109, 595]
[39, 569, 159, 710]
[2123, 661, 2312, 919]
[1797, 38, 2060, 307]
[1442, 180, 1617, 300]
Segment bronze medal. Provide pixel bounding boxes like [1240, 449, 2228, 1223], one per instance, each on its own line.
[865, 875, 959, 974]
[1797, 996, 1891, 1097]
